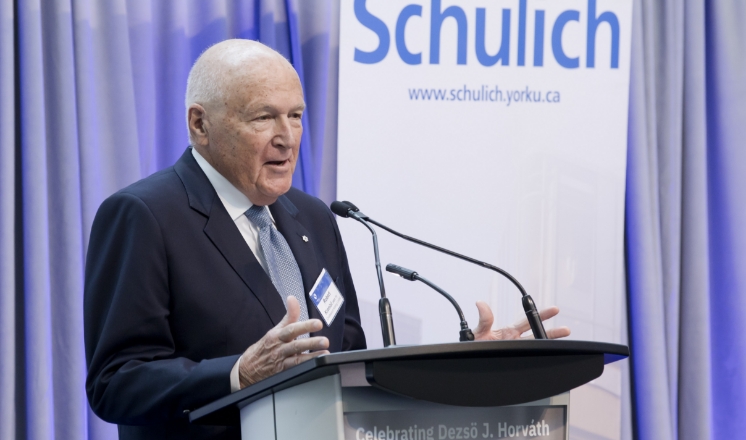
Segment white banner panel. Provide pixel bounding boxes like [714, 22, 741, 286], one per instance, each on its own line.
[337, 0, 632, 437]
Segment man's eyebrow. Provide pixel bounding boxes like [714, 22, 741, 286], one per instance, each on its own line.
[246, 103, 306, 114]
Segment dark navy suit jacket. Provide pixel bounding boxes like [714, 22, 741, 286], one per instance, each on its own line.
[84, 149, 366, 439]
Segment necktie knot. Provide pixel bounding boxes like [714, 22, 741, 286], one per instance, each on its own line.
[246, 205, 272, 230]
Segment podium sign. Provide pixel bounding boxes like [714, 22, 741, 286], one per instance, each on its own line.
[344, 393, 568, 440]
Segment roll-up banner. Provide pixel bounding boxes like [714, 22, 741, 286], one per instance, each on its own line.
[337, 1, 632, 438]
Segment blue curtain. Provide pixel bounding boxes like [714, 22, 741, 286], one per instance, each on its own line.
[0, 1, 339, 438]
[625, 0, 746, 439]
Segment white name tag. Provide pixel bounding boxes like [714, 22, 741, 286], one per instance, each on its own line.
[309, 269, 344, 326]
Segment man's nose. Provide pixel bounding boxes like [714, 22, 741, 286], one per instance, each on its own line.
[272, 116, 298, 149]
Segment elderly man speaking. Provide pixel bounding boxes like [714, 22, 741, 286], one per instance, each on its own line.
[84, 40, 568, 439]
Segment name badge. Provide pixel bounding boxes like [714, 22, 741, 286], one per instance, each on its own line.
[309, 269, 344, 326]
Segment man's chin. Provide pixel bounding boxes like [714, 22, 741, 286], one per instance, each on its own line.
[250, 182, 292, 206]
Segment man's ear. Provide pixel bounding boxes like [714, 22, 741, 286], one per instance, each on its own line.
[187, 104, 209, 146]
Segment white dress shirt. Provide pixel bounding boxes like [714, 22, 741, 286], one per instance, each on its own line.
[191, 147, 274, 392]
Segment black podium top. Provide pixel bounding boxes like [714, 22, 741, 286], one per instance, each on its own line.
[190, 339, 628, 426]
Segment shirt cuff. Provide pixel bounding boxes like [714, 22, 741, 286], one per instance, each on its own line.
[230, 355, 242, 392]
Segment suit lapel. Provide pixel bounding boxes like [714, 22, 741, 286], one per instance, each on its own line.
[203, 201, 287, 326]
[174, 149, 286, 326]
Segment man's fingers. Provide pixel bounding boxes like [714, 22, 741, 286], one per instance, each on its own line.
[512, 316, 532, 335]
[280, 336, 329, 358]
[538, 306, 560, 321]
[520, 325, 571, 340]
[473, 301, 495, 336]
[282, 350, 330, 369]
[546, 326, 571, 339]
[277, 319, 324, 343]
[513, 305, 561, 334]
[278, 296, 302, 327]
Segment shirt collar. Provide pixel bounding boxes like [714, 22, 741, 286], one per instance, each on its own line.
[191, 147, 255, 222]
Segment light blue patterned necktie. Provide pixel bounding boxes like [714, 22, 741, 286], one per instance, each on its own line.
[245, 205, 309, 338]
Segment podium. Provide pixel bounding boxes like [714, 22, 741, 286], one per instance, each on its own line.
[190, 340, 628, 439]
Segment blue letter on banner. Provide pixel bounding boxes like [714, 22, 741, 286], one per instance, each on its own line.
[396, 4, 423, 65]
[534, 10, 545, 66]
[475, 8, 510, 66]
[586, 0, 620, 68]
[354, 0, 390, 64]
[552, 10, 580, 68]
[429, 0, 468, 65]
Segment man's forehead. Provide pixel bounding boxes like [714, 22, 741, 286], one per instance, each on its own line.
[236, 91, 306, 115]
[228, 65, 303, 103]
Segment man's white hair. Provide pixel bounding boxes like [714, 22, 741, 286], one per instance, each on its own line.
[184, 39, 290, 146]
[184, 57, 224, 112]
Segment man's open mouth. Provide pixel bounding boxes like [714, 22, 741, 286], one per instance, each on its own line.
[266, 159, 288, 166]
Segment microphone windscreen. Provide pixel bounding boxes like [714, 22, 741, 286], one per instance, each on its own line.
[330, 201, 351, 217]
[342, 200, 360, 211]
[385, 263, 417, 281]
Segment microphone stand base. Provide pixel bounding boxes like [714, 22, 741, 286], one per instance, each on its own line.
[379, 298, 397, 347]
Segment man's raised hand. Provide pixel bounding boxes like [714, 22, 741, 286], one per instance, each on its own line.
[473, 301, 571, 341]
[238, 296, 329, 389]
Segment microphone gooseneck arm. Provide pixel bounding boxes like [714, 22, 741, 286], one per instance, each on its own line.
[415, 276, 467, 323]
[343, 202, 547, 340]
[350, 215, 386, 300]
[386, 263, 474, 342]
[366, 217, 527, 297]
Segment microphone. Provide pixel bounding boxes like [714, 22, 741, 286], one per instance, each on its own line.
[338, 201, 548, 340]
[330, 201, 396, 347]
[339, 200, 361, 212]
[386, 264, 474, 342]
[331, 201, 367, 220]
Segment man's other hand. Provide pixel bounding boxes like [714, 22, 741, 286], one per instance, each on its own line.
[473, 301, 571, 341]
[238, 296, 329, 389]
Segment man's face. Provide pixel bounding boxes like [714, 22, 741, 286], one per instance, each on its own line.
[203, 60, 305, 206]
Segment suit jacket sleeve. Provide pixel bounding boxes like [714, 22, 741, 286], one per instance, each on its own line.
[84, 191, 239, 425]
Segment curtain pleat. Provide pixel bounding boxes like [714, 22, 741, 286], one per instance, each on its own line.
[625, 1, 675, 436]
[18, 1, 57, 439]
[286, 0, 315, 193]
[0, 0, 17, 439]
[677, 1, 712, 439]
[706, 2, 746, 438]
